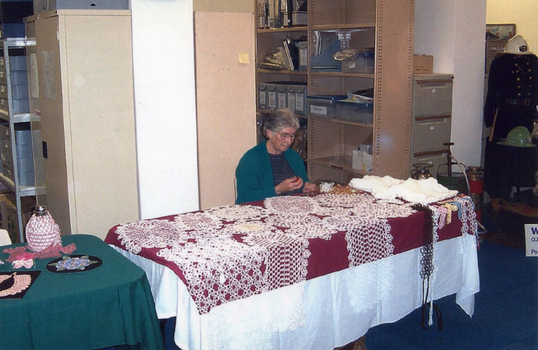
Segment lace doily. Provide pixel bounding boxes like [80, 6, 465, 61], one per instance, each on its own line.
[158, 237, 269, 314]
[173, 212, 223, 233]
[345, 218, 394, 266]
[205, 281, 307, 350]
[352, 201, 416, 219]
[242, 231, 310, 291]
[264, 196, 320, 215]
[264, 214, 337, 240]
[314, 193, 373, 208]
[116, 219, 187, 254]
[0, 273, 32, 297]
[206, 205, 268, 221]
[345, 257, 395, 314]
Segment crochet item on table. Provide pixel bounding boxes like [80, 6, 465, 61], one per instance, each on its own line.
[0, 271, 41, 299]
[3, 243, 77, 263]
[25, 207, 62, 253]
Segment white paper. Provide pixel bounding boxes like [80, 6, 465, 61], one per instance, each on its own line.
[525, 224, 538, 257]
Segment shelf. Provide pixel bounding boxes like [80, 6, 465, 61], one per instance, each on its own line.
[0, 173, 38, 197]
[3, 37, 32, 48]
[257, 69, 307, 76]
[310, 71, 374, 79]
[258, 26, 307, 33]
[19, 185, 39, 197]
[12, 113, 39, 123]
[0, 112, 38, 123]
[308, 116, 373, 128]
[310, 23, 375, 31]
[309, 156, 370, 176]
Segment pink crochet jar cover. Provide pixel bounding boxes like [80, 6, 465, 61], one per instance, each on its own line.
[25, 212, 62, 252]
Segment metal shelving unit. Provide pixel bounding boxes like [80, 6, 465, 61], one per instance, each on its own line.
[255, 0, 415, 184]
[0, 37, 40, 243]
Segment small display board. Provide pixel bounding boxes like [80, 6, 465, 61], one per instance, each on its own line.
[525, 224, 538, 257]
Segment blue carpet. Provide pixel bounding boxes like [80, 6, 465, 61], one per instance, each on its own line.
[365, 240, 538, 350]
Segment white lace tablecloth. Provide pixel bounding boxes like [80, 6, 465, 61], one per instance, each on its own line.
[106, 193, 480, 350]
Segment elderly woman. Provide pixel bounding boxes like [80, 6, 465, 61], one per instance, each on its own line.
[235, 108, 318, 204]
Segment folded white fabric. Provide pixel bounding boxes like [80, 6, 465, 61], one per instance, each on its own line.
[349, 175, 458, 205]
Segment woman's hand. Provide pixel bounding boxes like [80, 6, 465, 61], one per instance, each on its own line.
[302, 182, 319, 194]
[275, 176, 303, 195]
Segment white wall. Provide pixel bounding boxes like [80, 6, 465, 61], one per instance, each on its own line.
[131, 0, 200, 219]
[486, 0, 538, 54]
[415, 0, 487, 170]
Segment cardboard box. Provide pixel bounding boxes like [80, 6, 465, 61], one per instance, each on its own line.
[413, 54, 433, 74]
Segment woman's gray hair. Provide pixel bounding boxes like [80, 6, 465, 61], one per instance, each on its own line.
[263, 108, 300, 137]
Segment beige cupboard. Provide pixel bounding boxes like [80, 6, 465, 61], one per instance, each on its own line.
[25, 10, 139, 238]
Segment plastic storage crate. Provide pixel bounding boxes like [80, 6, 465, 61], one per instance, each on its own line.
[341, 49, 375, 74]
[336, 100, 374, 124]
[306, 95, 347, 118]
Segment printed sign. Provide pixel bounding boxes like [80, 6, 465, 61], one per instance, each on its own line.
[525, 224, 538, 257]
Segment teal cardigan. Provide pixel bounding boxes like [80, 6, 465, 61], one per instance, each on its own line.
[235, 141, 309, 204]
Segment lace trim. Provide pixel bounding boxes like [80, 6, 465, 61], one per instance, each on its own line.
[419, 197, 478, 328]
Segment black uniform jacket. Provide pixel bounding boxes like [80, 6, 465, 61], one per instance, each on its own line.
[484, 53, 538, 141]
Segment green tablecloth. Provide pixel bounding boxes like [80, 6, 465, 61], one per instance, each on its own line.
[0, 234, 163, 350]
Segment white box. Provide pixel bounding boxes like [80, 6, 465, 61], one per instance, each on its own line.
[352, 149, 373, 172]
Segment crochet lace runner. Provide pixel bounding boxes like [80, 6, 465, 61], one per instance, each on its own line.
[419, 196, 477, 327]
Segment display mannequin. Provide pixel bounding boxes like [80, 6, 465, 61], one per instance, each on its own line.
[484, 35, 538, 200]
[484, 35, 538, 141]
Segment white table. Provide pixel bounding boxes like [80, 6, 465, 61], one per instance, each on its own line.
[107, 194, 480, 350]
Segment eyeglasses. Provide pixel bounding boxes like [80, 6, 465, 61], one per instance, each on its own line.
[276, 131, 297, 141]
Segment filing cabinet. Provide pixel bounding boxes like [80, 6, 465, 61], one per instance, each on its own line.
[410, 73, 454, 176]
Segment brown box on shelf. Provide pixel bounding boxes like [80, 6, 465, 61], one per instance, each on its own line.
[413, 54, 433, 73]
